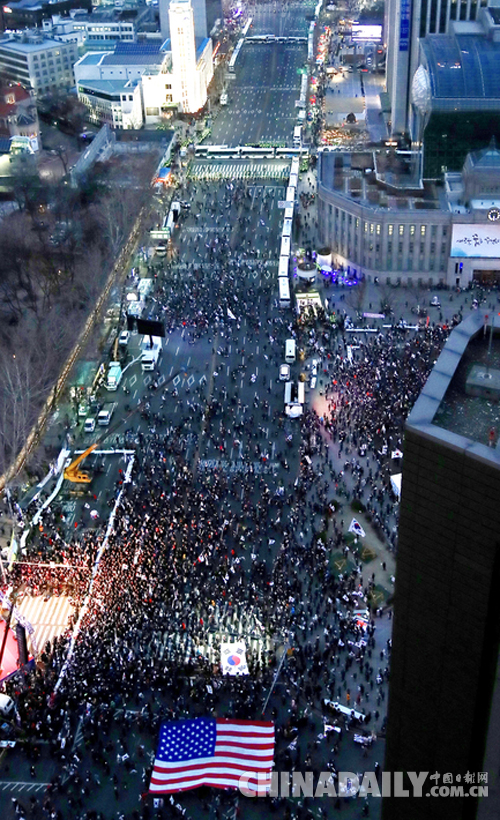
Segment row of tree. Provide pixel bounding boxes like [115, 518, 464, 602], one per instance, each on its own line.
[0, 149, 161, 482]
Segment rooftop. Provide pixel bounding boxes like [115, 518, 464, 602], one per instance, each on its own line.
[407, 312, 500, 464]
[319, 150, 444, 211]
[421, 33, 500, 104]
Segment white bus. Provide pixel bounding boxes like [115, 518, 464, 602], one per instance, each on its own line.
[282, 218, 292, 238]
[280, 235, 291, 257]
[286, 186, 296, 202]
[279, 278, 291, 309]
[240, 146, 275, 158]
[293, 125, 302, 148]
[279, 256, 289, 278]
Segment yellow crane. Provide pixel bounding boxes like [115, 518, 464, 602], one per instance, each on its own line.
[63, 367, 186, 484]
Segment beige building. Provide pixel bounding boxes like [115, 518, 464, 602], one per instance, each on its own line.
[317, 144, 500, 287]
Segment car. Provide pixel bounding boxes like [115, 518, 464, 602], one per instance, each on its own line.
[279, 364, 291, 381]
[311, 359, 319, 377]
[430, 296, 441, 307]
[84, 417, 96, 433]
[118, 330, 130, 347]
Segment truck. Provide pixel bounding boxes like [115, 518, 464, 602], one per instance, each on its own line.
[106, 362, 123, 391]
[141, 336, 162, 371]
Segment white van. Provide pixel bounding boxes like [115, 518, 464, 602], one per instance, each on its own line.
[97, 405, 114, 426]
[285, 339, 296, 363]
[0, 694, 15, 718]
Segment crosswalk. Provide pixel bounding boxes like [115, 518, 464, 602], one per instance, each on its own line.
[15, 594, 76, 658]
[189, 161, 290, 181]
[0, 781, 50, 795]
[147, 604, 274, 667]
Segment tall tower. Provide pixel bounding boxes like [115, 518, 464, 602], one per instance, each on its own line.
[169, 0, 206, 113]
[160, 0, 207, 43]
[383, 312, 500, 820]
[386, 0, 488, 137]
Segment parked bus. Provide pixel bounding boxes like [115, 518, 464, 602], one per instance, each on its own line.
[280, 235, 291, 257]
[240, 146, 275, 158]
[279, 278, 291, 309]
[279, 256, 289, 278]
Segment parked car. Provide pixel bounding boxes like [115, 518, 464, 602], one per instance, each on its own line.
[84, 417, 96, 434]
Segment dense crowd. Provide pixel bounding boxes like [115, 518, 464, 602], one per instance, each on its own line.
[0, 175, 461, 820]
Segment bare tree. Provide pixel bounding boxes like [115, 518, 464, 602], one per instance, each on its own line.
[344, 279, 367, 315]
[378, 283, 397, 316]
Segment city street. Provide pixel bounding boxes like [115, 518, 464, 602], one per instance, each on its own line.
[3, 2, 500, 820]
[210, 42, 306, 146]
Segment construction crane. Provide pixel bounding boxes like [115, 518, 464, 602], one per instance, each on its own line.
[63, 367, 186, 484]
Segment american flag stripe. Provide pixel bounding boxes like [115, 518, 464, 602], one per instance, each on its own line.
[149, 717, 275, 794]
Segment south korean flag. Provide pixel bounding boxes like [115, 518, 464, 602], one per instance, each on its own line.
[348, 518, 366, 538]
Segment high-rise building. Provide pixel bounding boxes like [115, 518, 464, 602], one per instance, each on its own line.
[383, 311, 500, 820]
[169, 0, 210, 113]
[385, 0, 488, 136]
[160, 0, 207, 42]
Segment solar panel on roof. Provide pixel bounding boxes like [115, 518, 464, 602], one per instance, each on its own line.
[114, 42, 161, 55]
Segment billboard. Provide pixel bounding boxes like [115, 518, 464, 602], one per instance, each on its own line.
[352, 24, 382, 42]
[451, 224, 500, 258]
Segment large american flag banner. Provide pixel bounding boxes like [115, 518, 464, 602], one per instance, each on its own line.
[149, 717, 275, 794]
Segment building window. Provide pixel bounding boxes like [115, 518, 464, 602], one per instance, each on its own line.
[388, 224, 394, 235]
[441, 243, 446, 254]
[410, 224, 415, 236]
[420, 225, 426, 236]
[442, 226, 448, 236]
[399, 225, 404, 235]
[409, 242, 414, 253]
[376, 224, 380, 235]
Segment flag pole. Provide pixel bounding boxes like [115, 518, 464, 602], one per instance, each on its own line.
[261, 633, 292, 717]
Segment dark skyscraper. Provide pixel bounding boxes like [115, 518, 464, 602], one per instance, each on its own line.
[383, 312, 500, 820]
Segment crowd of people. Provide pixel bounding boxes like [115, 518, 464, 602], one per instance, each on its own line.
[0, 171, 469, 820]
